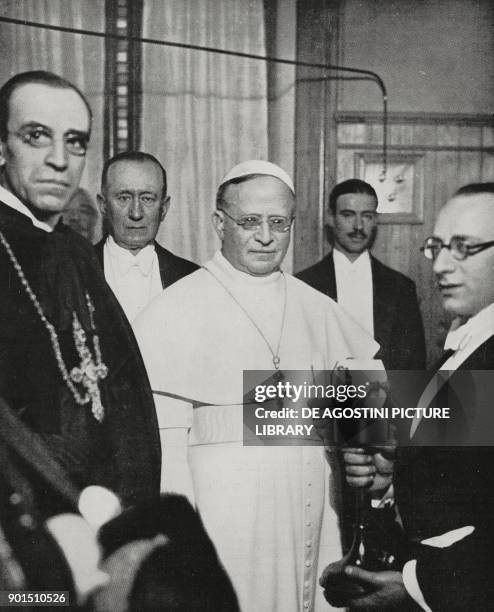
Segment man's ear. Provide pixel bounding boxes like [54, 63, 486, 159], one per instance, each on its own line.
[324, 223, 333, 245]
[212, 210, 224, 240]
[327, 209, 335, 229]
[96, 193, 106, 216]
[325, 210, 336, 244]
[160, 195, 171, 222]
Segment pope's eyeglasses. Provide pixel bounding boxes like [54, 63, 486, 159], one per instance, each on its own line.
[421, 235, 494, 261]
[220, 207, 294, 233]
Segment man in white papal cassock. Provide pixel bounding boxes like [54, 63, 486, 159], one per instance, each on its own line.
[134, 160, 379, 612]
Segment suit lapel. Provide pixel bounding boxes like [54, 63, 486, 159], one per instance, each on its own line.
[94, 240, 104, 268]
[325, 252, 337, 299]
[371, 257, 394, 350]
[410, 336, 494, 443]
[155, 242, 180, 289]
[457, 335, 494, 370]
[300, 252, 337, 298]
[155, 242, 170, 289]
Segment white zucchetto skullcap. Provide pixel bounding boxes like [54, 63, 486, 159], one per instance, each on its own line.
[219, 160, 295, 195]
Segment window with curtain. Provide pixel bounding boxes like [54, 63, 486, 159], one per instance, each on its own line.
[141, 0, 269, 264]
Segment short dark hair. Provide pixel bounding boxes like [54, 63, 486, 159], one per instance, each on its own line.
[101, 151, 168, 197]
[454, 183, 494, 198]
[0, 70, 92, 141]
[328, 179, 378, 213]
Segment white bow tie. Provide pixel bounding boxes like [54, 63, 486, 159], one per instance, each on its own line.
[117, 248, 155, 277]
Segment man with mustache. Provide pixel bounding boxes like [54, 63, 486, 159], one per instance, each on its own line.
[297, 179, 425, 370]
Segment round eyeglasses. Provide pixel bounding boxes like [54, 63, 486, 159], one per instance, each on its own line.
[220, 208, 294, 233]
[8, 126, 89, 157]
[421, 236, 494, 261]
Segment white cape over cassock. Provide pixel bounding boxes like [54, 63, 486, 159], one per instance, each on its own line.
[134, 251, 379, 612]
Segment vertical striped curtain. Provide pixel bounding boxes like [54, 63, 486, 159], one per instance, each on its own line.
[0, 0, 105, 241]
[141, 0, 269, 264]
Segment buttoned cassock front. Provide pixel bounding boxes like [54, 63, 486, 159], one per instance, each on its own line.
[134, 251, 378, 612]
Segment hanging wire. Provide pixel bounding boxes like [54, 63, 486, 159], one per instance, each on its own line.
[0, 15, 388, 177]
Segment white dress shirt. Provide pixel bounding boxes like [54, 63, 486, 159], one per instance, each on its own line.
[103, 236, 162, 323]
[333, 248, 374, 336]
[403, 301, 494, 611]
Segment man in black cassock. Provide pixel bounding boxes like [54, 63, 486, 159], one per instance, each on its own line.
[0, 71, 161, 510]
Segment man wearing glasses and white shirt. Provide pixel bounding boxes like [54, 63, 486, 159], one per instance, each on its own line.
[134, 160, 380, 612]
[325, 183, 494, 611]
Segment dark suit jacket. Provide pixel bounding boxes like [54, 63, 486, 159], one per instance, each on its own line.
[394, 336, 494, 611]
[95, 239, 199, 289]
[296, 251, 426, 370]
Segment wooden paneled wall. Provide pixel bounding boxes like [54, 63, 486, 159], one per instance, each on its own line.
[335, 112, 494, 365]
[293, 0, 340, 271]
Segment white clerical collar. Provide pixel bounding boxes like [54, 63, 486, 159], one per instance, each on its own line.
[211, 250, 283, 286]
[443, 302, 494, 355]
[105, 235, 156, 276]
[333, 248, 371, 270]
[0, 183, 54, 232]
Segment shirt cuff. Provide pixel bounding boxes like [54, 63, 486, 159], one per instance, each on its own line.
[402, 559, 433, 612]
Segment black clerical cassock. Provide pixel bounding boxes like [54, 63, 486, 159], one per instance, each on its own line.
[0, 202, 160, 508]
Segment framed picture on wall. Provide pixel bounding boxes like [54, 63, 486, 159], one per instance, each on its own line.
[354, 152, 425, 224]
